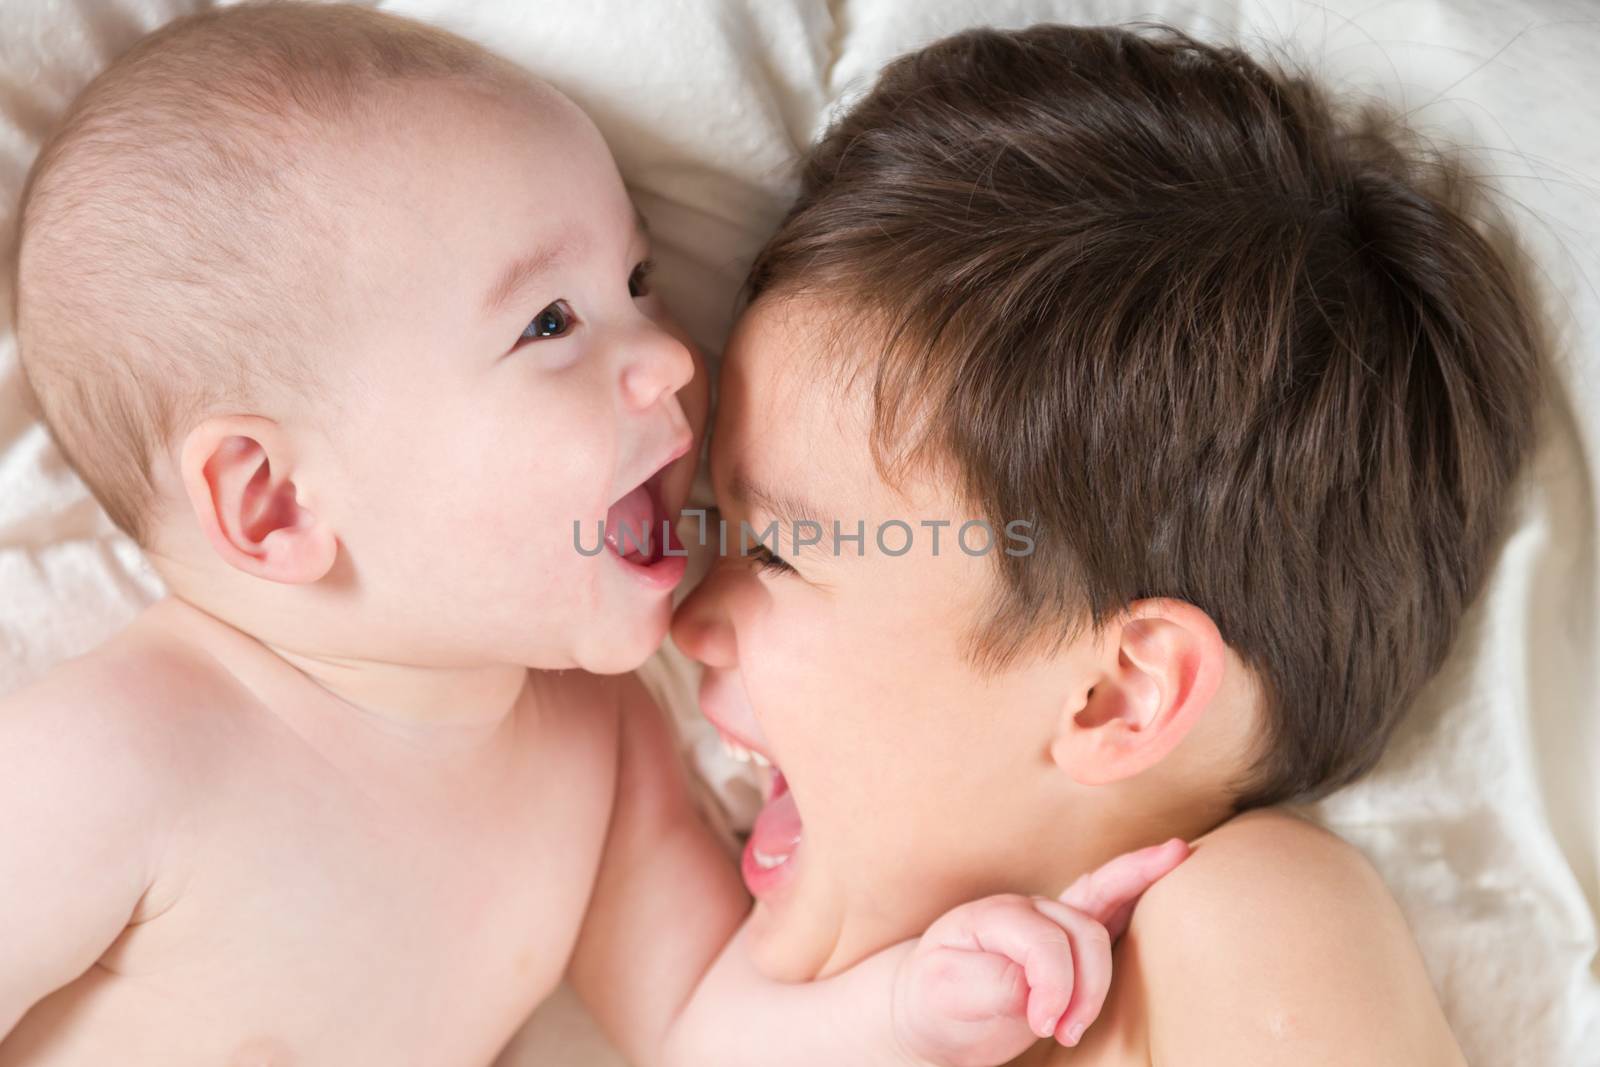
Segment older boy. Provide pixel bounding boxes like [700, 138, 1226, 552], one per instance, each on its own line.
[672, 22, 1542, 1065]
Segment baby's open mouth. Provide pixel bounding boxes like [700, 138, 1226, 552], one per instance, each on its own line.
[703, 673, 803, 898]
[602, 451, 689, 591]
[605, 470, 670, 566]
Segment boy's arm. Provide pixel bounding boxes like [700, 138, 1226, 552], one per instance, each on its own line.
[0, 674, 171, 1037]
[568, 677, 1184, 1067]
[1131, 809, 1467, 1067]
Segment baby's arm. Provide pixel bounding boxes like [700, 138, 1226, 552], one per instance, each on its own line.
[0, 667, 173, 1037]
[565, 676, 750, 1062]
[568, 678, 1183, 1067]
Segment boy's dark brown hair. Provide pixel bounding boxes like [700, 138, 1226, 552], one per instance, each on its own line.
[747, 23, 1544, 808]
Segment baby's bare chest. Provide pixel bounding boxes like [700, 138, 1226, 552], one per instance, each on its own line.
[13, 698, 620, 1067]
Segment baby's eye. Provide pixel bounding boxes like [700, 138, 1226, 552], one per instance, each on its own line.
[628, 259, 655, 299]
[521, 299, 575, 342]
[749, 544, 795, 576]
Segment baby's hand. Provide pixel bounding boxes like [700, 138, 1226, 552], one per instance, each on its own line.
[892, 838, 1189, 1067]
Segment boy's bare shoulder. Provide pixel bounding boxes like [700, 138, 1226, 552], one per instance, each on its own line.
[1124, 807, 1463, 1066]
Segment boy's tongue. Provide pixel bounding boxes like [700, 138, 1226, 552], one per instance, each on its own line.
[605, 483, 660, 564]
[703, 669, 804, 898]
[745, 771, 803, 897]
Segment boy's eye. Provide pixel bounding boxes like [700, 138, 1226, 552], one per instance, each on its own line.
[749, 544, 794, 576]
[628, 259, 655, 299]
[521, 299, 575, 341]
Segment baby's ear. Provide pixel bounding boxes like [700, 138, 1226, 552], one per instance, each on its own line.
[179, 415, 337, 583]
[1049, 599, 1225, 786]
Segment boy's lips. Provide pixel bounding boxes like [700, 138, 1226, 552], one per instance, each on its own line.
[699, 669, 803, 899]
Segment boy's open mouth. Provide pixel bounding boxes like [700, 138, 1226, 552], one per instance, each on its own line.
[700, 670, 803, 899]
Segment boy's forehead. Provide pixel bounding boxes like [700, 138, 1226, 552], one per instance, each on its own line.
[728, 297, 888, 439]
[717, 299, 898, 516]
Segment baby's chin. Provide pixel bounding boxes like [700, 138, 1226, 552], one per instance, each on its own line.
[567, 595, 674, 675]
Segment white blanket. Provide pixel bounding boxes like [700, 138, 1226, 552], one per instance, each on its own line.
[2, 2, 1596, 1065]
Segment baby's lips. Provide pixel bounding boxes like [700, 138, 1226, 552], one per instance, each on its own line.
[604, 483, 657, 561]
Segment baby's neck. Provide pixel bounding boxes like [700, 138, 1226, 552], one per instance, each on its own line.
[270, 641, 528, 734]
[141, 596, 529, 749]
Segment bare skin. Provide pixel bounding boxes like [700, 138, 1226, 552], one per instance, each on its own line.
[0, 598, 620, 1066]
[1032, 810, 1465, 1066]
[0, 593, 1167, 1067]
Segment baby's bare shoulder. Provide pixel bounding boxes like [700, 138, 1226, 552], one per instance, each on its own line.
[0, 622, 235, 811]
[1126, 808, 1463, 1066]
[0, 622, 261, 1017]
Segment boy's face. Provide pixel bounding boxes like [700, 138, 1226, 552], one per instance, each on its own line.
[672, 296, 1095, 981]
[306, 81, 705, 674]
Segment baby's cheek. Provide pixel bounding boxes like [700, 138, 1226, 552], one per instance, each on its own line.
[663, 363, 711, 517]
[682, 344, 712, 440]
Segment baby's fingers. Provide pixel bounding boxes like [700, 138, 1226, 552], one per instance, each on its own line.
[1058, 837, 1189, 938]
[913, 946, 1031, 1024]
[1030, 898, 1113, 1047]
[958, 897, 1078, 1038]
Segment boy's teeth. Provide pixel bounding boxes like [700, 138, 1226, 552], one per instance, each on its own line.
[717, 729, 772, 768]
[751, 847, 790, 870]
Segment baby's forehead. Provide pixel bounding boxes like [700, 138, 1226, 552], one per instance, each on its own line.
[327, 78, 624, 236]
[305, 81, 640, 353]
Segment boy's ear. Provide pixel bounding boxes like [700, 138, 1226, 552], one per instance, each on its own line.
[1050, 598, 1225, 786]
[179, 414, 337, 584]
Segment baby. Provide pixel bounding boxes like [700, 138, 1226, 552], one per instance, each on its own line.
[0, 4, 1182, 1066]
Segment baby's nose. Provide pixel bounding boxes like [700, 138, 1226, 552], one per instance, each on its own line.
[622, 325, 695, 411]
[671, 566, 738, 668]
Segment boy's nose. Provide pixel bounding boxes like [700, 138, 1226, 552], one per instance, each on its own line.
[622, 323, 696, 412]
[671, 565, 738, 669]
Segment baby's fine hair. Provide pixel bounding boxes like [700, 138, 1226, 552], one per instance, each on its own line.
[748, 23, 1546, 808]
[11, 2, 525, 544]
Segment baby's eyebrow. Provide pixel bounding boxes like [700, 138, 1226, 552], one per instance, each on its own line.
[482, 236, 575, 319]
[481, 214, 646, 321]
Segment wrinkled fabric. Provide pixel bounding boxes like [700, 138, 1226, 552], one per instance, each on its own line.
[0, 2, 1594, 1065]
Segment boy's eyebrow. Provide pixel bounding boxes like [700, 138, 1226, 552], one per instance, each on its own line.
[729, 471, 833, 533]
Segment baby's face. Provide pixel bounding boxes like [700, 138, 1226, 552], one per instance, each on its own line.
[305, 80, 704, 673]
